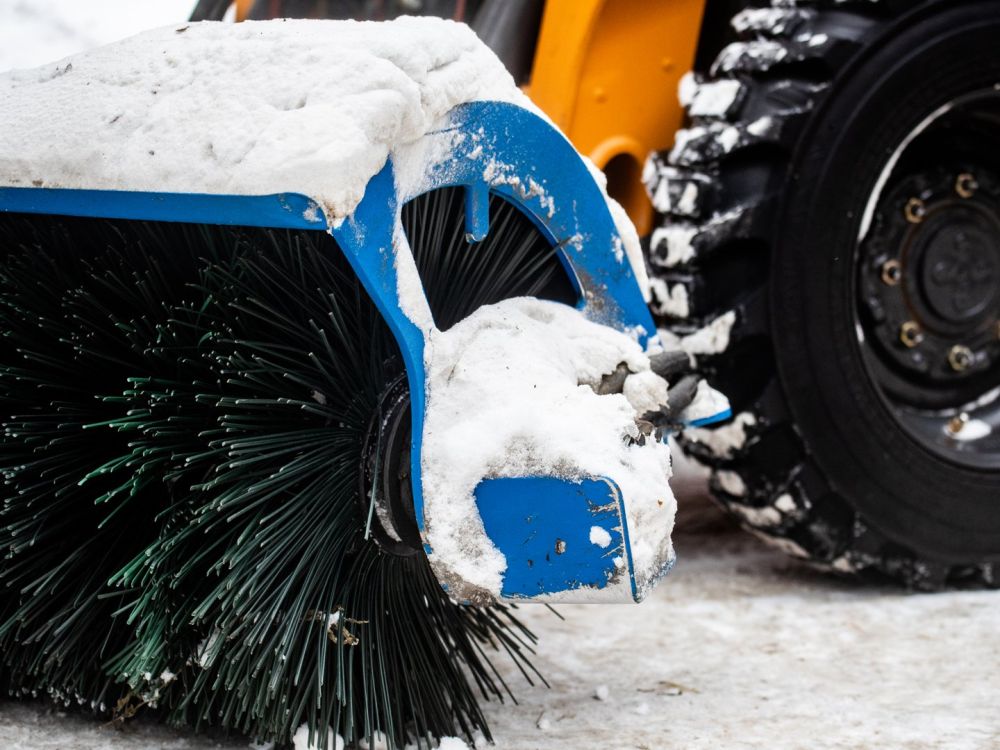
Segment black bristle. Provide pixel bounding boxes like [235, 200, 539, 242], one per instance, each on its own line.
[0, 188, 568, 748]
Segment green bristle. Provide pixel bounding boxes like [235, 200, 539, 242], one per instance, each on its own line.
[0, 188, 567, 748]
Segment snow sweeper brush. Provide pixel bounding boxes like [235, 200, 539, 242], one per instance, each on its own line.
[0, 18, 727, 749]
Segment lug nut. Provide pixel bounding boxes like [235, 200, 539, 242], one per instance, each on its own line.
[880, 259, 902, 286]
[956, 173, 979, 199]
[948, 344, 974, 372]
[947, 412, 970, 436]
[899, 321, 923, 348]
[904, 197, 926, 223]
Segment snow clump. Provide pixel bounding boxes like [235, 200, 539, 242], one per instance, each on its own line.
[420, 298, 677, 600]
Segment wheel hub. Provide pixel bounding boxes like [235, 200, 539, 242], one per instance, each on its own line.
[914, 206, 1000, 329]
[861, 167, 1000, 395]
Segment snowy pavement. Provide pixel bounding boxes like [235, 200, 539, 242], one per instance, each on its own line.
[2, 520, 997, 750]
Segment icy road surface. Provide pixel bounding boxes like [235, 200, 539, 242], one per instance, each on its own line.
[1, 521, 997, 750]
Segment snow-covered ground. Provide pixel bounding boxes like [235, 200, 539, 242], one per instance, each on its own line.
[3, 526, 998, 749]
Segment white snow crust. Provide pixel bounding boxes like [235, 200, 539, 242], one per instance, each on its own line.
[419, 297, 676, 599]
[0, 17, 529, 223]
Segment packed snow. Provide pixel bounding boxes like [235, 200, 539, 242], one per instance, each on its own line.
[4, 527, 999, 750]
[418, 297, 677, 600]
[0, 17, 530, 223]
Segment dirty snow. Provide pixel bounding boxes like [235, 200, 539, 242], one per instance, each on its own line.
[0, 17, 530, 223]
[419, 297, 676, 599]
[3, 527, 998, 750]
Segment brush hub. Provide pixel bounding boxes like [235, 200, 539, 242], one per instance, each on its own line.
[359, 372, 422, 556]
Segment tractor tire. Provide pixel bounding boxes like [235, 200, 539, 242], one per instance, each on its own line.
[645, 0, 1000, 588]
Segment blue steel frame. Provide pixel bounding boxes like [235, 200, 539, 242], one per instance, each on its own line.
[0, 101, 725, 602]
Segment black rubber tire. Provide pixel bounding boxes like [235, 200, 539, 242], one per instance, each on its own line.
[645, 0, 1000, 588]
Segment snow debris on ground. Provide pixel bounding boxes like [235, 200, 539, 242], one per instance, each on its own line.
[4, 528, 999, 750]
[419, 297, 676, 599]
[0, 17, 530, 224]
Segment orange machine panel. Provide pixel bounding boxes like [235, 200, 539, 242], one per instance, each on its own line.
[528, 0, 707, 234]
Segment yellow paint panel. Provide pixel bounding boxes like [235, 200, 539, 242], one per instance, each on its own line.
[529, 0, 707, 234]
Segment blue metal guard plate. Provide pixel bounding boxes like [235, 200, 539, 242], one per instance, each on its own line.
[475, 477, 635, 601]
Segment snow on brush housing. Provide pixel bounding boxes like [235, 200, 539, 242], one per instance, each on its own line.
[0, 17, 685, 600]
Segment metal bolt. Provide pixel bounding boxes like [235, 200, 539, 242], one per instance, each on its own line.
[947, 412, 970, 436]
[899, 321, 923, 348]
[956, 173, 979, 199]
[555, 539, 566, 555]
[880, 259, 902, 286]
[948, 345, 974, 372]
[904, 197, 926, 223]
